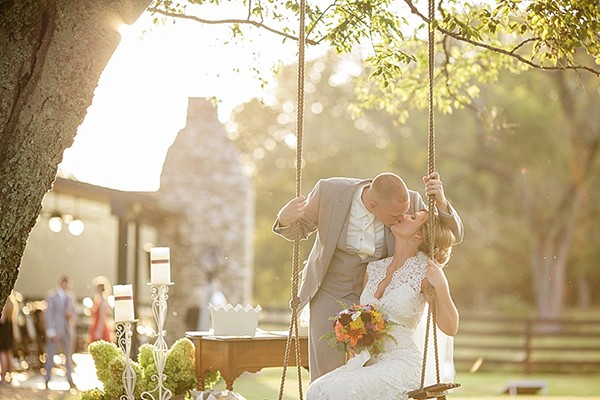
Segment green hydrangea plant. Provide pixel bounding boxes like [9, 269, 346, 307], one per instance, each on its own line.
[80, 388, 110, 400]
[82, 338, 205, 399]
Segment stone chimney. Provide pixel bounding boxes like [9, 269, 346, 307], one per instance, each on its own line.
[157, 97, 254, 339]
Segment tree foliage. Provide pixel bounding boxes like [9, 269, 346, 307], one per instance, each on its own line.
[151, 0, 599, 117]
[231, 49, 600, 317]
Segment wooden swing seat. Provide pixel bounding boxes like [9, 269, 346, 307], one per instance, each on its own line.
[408, 382, 462, 399]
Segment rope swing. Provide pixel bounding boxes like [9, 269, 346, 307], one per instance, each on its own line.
[277, 0, 460, 398]
[408, 0, 460, 398]
[277, 0, 306, 396]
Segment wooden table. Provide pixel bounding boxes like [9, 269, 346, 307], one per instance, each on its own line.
[186, 330, 308, 391]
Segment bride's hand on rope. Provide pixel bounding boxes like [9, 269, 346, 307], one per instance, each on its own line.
[423, 171, 450, 213]
[277, 195, 307, 226]
[424, 259, 449, 294]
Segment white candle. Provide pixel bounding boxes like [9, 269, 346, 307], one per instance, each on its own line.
[113, 284, 134, 322]
[150, 247, 171, 284]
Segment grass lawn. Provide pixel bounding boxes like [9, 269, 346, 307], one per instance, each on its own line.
[209, 367, 600, 399]
[455, 370, 600, 397]
[210, 367, 310, 400]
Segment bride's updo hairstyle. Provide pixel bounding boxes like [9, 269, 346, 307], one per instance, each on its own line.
[418, 214, 455, 266]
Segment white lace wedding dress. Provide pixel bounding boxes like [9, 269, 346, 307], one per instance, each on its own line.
[306, 252, 429, 400]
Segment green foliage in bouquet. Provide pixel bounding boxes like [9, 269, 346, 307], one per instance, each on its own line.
[82, 338, 205, 399]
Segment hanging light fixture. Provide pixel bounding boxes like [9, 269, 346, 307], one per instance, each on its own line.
[68, 218, 85, 236]
[46, 192, 85, 236]
[47, 192, 64, 233]
[48, 211, 63, 233]
[68, 197, 85, 236]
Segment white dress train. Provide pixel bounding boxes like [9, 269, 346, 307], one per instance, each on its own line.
[413, 303, 456, 385]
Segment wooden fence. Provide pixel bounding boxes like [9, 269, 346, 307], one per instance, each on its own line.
[260, 307, 600, 374]
[453, 314, 600, 374]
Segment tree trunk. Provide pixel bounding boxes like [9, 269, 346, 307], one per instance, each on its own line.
[528, 70, 599, 321]
[531, 240, 571, 319]
[0, 0, 151, 310]
[528, 191, 582, 334]
[467, 68, 599, 320]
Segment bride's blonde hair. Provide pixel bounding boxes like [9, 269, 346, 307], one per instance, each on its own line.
[418, 214, 455, 266]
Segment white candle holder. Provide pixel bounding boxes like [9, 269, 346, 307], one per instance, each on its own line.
[141, 283, 174, 400]
[116, 320, 138, 400]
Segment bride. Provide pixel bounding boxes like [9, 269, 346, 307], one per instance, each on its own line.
[306, 210, 459, 400]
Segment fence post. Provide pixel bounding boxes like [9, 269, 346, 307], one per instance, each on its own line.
[524, 319, 532, 374]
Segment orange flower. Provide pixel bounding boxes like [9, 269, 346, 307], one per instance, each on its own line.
[347, 319, 366, 347]
[348, 329, 364, 347]
[334, 321, 350, 342]
[376, 317, 384, 331]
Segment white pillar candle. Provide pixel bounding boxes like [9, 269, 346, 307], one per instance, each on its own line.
[150, 247, 171, 284]
[113, 284, 134, 322]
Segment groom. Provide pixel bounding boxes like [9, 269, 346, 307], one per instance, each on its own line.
[273, 171, 463, 381]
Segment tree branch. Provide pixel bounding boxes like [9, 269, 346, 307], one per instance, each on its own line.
[307, 1, 337, 43]
[510, 37, 539, 53]
[402, 0, 600, 76]
[147, 6, 319, 45]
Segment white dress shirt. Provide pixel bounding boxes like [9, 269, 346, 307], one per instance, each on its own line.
[346, 184, 384, 260]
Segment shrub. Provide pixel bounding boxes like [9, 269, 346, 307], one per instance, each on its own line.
[86, 338, 201, 399]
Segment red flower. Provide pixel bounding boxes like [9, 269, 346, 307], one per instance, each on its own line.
[361, 312, 372, 323]
[338, 313, 352, 326]
[362, 332, 375, 346]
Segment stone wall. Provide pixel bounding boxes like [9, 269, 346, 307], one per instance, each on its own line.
[157, 98, 254, 340]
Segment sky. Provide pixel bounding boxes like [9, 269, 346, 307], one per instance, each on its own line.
[59, 9, 310, 192]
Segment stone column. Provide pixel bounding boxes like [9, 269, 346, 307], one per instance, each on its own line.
[157, 98, 254, 340]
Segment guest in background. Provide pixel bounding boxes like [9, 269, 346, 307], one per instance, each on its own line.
[88, 276, 112, 343]
[44, 275, 77, 389]
[0, 292, 17, 384]
[198, 270, 227, 331]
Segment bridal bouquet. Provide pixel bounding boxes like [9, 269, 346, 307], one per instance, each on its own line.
[323, 304, 395, 355]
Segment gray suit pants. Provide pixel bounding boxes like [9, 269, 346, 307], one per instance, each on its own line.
[308, 289, 360, 381]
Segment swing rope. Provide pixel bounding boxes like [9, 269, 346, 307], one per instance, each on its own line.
[277, 0, 306, 397]
[419, 0, 443, 390]
[412, 0, 460, 397]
